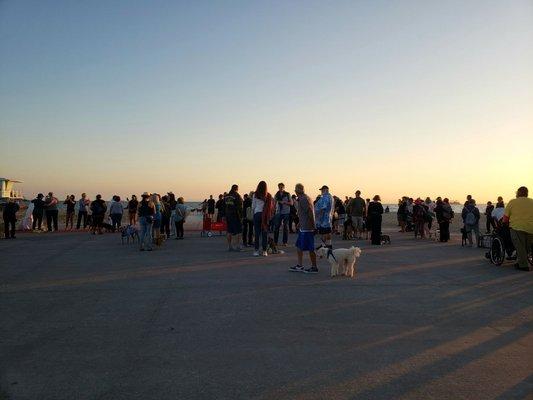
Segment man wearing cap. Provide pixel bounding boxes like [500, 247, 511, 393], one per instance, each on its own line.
[315, 185, 334, 248]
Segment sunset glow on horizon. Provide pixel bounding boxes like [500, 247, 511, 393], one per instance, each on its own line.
[1, 1, 532, 203]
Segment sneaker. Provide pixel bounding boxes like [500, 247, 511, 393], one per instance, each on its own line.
[262, 251, 268, 257]
[289, 265, 305, 272]
[253, 251, 259, 257]
[304, 266, 319, 274]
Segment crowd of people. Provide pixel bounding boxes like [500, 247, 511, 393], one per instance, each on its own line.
[2, 184, 532, 271]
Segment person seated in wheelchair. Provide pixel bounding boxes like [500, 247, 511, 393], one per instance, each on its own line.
[493, 217, 515, 259]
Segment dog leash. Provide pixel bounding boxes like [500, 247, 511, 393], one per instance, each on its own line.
[327, 248, 337, 262]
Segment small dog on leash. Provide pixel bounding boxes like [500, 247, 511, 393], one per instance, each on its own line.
[460, 228, 468, 246]
[380, 234, 391, 245]
[120, 225, 139, 244]
[316, 245, 362, 278]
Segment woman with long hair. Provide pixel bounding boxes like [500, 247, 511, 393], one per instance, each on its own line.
[151, 193, 163, 242]
[252, 181, 274, 256]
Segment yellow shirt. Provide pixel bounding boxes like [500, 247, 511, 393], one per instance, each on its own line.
[504, 197, 533, 234]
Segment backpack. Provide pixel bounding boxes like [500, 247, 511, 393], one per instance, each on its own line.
[442, 205, 452, 220]
[246, 206, 253, 222]
[465, 207, 476, 226]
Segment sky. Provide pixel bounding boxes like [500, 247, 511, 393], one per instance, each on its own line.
[1, 0, 532, 203]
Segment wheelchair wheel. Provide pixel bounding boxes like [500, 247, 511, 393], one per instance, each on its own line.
[528, 245, 533, 267]
[490, 236, 505, 266]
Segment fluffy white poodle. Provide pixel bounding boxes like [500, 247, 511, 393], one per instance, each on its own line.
[316, 245, 362, 278]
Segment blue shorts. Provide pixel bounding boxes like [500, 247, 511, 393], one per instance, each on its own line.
[296, 231, 315, 251]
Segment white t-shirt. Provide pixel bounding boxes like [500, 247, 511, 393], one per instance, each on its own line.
[252, 196, 264, 214]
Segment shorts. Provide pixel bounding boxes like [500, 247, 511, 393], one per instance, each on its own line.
[226, 216, 242, 235]
[317, 227, 332, 235]
[352, 216, 364, 229]
[296, 231, 315, 251]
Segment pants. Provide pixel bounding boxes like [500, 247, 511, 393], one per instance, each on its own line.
[486, 216, 496, 233]
[65, 211, 75, 229]
[439, 220, 450, 242]
[253, 212, 267, 251]
[274, 213, 289, 244]
[466, 223, 480, 246]
[139, 216, 153, 249]
[174, 220, 184, 239]
[160, 215, 171, 237]
[370, 215, 382, 245]
[242, 219, 253, 245]
[76, 211, 88, 229]
[510, 229, 533, 269]
[110, 213, 123, 230]
[3, 216, 16, 238]
[32, 211, 43, 230]
[45, 210, 58, 232]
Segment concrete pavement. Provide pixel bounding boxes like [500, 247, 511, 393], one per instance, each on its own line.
[1, 229, 532, 399]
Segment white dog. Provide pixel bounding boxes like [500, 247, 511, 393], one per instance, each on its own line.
[316, 246, 362, 278]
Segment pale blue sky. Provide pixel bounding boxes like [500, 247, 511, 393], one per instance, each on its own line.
[1, 0, 532, 201]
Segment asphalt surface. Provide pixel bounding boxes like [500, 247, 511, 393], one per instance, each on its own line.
[1, 229, 532, 400]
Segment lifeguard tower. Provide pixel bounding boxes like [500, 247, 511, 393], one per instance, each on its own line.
[0, 178, 24, 201]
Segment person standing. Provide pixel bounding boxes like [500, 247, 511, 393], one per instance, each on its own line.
[215, 194, 225, 222]
[485, 201, 496, 233]
[462, 199, 481, 247]
[207, 195, 216, 219]
[128, 195, 139, 226]
[314, 185, 334, 248]
[225, 184, 243, 251]
[109, 195, 124, 231]
[76, 193, 90, 230]
[289, 194, 299, 233]
[289, 183, 317, 273]
[138, 192, 155, 251]
[252, 181, 272, 257]
[44, 192, 59, 232]
[151, 193, 163, 242]
[159, 195, 172, 239]
[31, 193, 45, 231]
[503, 186, 533, 271]
[242, 193, 253, 247]
[347, 190, 366, 239]
[435, 197, 453, 242]
[63, 195, 76, 230]
[90, 194, 107, 234]
[174, 197, 187, 240]
[368, 195, 384, 245]
[334, 196, 346, 235]
[273, 183, 292, 247]
[2, 199, 20, 239]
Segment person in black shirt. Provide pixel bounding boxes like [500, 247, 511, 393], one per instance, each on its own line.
[90, 194, 107, 235]
[215, 194, 225, 222]
[160, 195, 172, 239]
[242, 193, 253, 247]
[31, 193, 45, 231]
[367, 195, 384, 245]
[207, 195, 216, 219]
[485, 201, 495, 233]
[3, 199, 20, 239]
[128, 195, 139, 226]
[64, 194, 76, 230]
[225, 184, 243, 251]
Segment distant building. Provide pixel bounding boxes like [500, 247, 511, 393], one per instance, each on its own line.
[0, 178, 23, 200]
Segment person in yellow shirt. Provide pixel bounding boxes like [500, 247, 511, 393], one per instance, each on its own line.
[503, 186, 533, 271]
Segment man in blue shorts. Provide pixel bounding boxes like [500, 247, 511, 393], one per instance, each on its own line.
[289, 183, 318, 274]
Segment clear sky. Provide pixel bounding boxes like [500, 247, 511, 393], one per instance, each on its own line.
[1, 0, 532, 203]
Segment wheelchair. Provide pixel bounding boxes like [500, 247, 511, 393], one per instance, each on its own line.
[485, 226, 533, 267]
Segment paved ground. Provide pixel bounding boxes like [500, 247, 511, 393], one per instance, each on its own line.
[1, 228, 532, 400]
